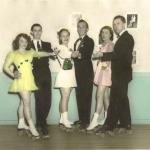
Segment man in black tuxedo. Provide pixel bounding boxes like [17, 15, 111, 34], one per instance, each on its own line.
[97, 15, 134, 134]
[30, 24, 53, 138]
[74, 20, 94, 131]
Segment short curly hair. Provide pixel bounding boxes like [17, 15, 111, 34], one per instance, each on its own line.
[12, 33, 31, 50]
[57, 28, 70, 44]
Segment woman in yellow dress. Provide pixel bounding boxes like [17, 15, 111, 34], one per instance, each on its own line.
[3, 33, 55, 139]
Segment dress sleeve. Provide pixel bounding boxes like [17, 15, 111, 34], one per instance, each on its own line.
[31, 50, 50, 58]
[3, 52, 14, 75]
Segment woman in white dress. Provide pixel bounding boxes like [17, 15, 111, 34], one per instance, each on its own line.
[54, 28, 79, 129]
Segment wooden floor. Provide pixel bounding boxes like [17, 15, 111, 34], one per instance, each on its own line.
[0, 125, 150, 150]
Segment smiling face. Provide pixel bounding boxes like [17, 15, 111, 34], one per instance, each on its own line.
[101, 29, 112, 42]
[113, 18, 125, 35]
[18, 36, 28, 50]
[77, 22, 88, 37]
[59, 30, 70, 45]
[31, 26, 42, 40]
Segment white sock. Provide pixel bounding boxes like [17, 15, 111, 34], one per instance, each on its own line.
[18, 118, 29, 130]
[104, 111, 107, 118]
[61, 112, 72, 128]
[28, 119, 39, 136]
[99, 111, 107, 125]
[87, 113, 99, 130]
[60, 113, 73, 125]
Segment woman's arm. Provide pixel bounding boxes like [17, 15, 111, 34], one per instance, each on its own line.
[3, 52, 15, 78]
[33, 51, 56, 58]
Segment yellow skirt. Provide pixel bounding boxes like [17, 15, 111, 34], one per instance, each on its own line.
[9, 77, 38, 93]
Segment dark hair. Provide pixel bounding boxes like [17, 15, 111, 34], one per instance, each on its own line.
[31, 23, 42, 31]
[99, 26, 114, 44]
[12, 33, 31, 50]
[57, 28, 70, 44]
[113, 15, 126, 23]
[77, 19, 89, 29]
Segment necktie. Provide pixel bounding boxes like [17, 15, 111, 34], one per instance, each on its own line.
[37, 41, 41, 50]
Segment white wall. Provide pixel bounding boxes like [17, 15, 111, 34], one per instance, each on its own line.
[0, 0, 150, 72]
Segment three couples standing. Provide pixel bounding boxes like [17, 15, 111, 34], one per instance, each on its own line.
[3, 15, 134, 140]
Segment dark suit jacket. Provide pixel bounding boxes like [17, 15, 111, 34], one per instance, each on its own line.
[74, 35, 94, 84]
[31, 41, 53, 82]
[101, 31, 134, 83]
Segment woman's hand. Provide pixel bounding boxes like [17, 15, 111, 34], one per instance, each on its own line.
[101, 62, 108, 70]
[14, 71, 21, 79]
[77, 52, 81, 59]
[92, 52, 103, 60]
[53, 47, 60, 55]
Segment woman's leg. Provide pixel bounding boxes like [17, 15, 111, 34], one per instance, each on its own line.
[60, 88, 71, 113]
[17, 99, 29, 130]
[18, 99, 24, 119]
[95, 85, 106, 114]
[87, 85, 106, 130]
[19, 91, 39, 137]
[104, 87, 110, 111]
[59, 87, 72, 127]
[100, 87, 110, 125]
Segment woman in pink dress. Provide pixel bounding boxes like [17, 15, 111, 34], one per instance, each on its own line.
[87, 26, 114, 131]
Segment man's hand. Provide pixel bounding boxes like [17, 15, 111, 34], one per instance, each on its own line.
[71, 51, 79, 58]
[77, 52, 82, 59]
[14, 71, 21, 79]
[92, 52, 103, 60]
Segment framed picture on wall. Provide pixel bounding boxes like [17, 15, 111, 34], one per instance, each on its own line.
[127, 14, 138, 28]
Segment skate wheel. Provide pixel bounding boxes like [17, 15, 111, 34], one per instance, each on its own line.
[31, 136, 40, 140]
[25, 130, 32, 137]
[126, 129, 133, 135]
[107, 131, 115, 137]
[94, 125, 101, 131]
[17, 130, 25, 136]
[66, 128, 73, 133]
[59, 124, 66, 130]
[100, 133, 105, 138]
[86, 130, 94, 134]
[95, 132, 105, 137]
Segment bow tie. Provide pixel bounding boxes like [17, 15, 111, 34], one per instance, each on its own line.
[117, 34, 120, 38]
[75, 38, 82, 46]
[76, 37, 82, 42]
[74, 38, 82, 51]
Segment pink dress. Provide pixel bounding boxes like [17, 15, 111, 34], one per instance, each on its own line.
[94, 41, 114, 86]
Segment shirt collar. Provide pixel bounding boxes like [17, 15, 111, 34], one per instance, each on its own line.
[119, 29, 126, 36]
[79, 34, 86, 40]
[33, 39, 41, 45]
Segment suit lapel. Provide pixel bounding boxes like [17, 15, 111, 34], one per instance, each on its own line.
[117, 31, 127, 42]
[75, 35, 88, 51]
[115, 31, 128, 47]
[76, 39, 84, 51]
[41, 41, 44, 51]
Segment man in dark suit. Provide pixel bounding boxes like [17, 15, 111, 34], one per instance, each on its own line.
[96, 15, 134, 134]
[30, 24, 53, 138]
[73, 20, 94, 131]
